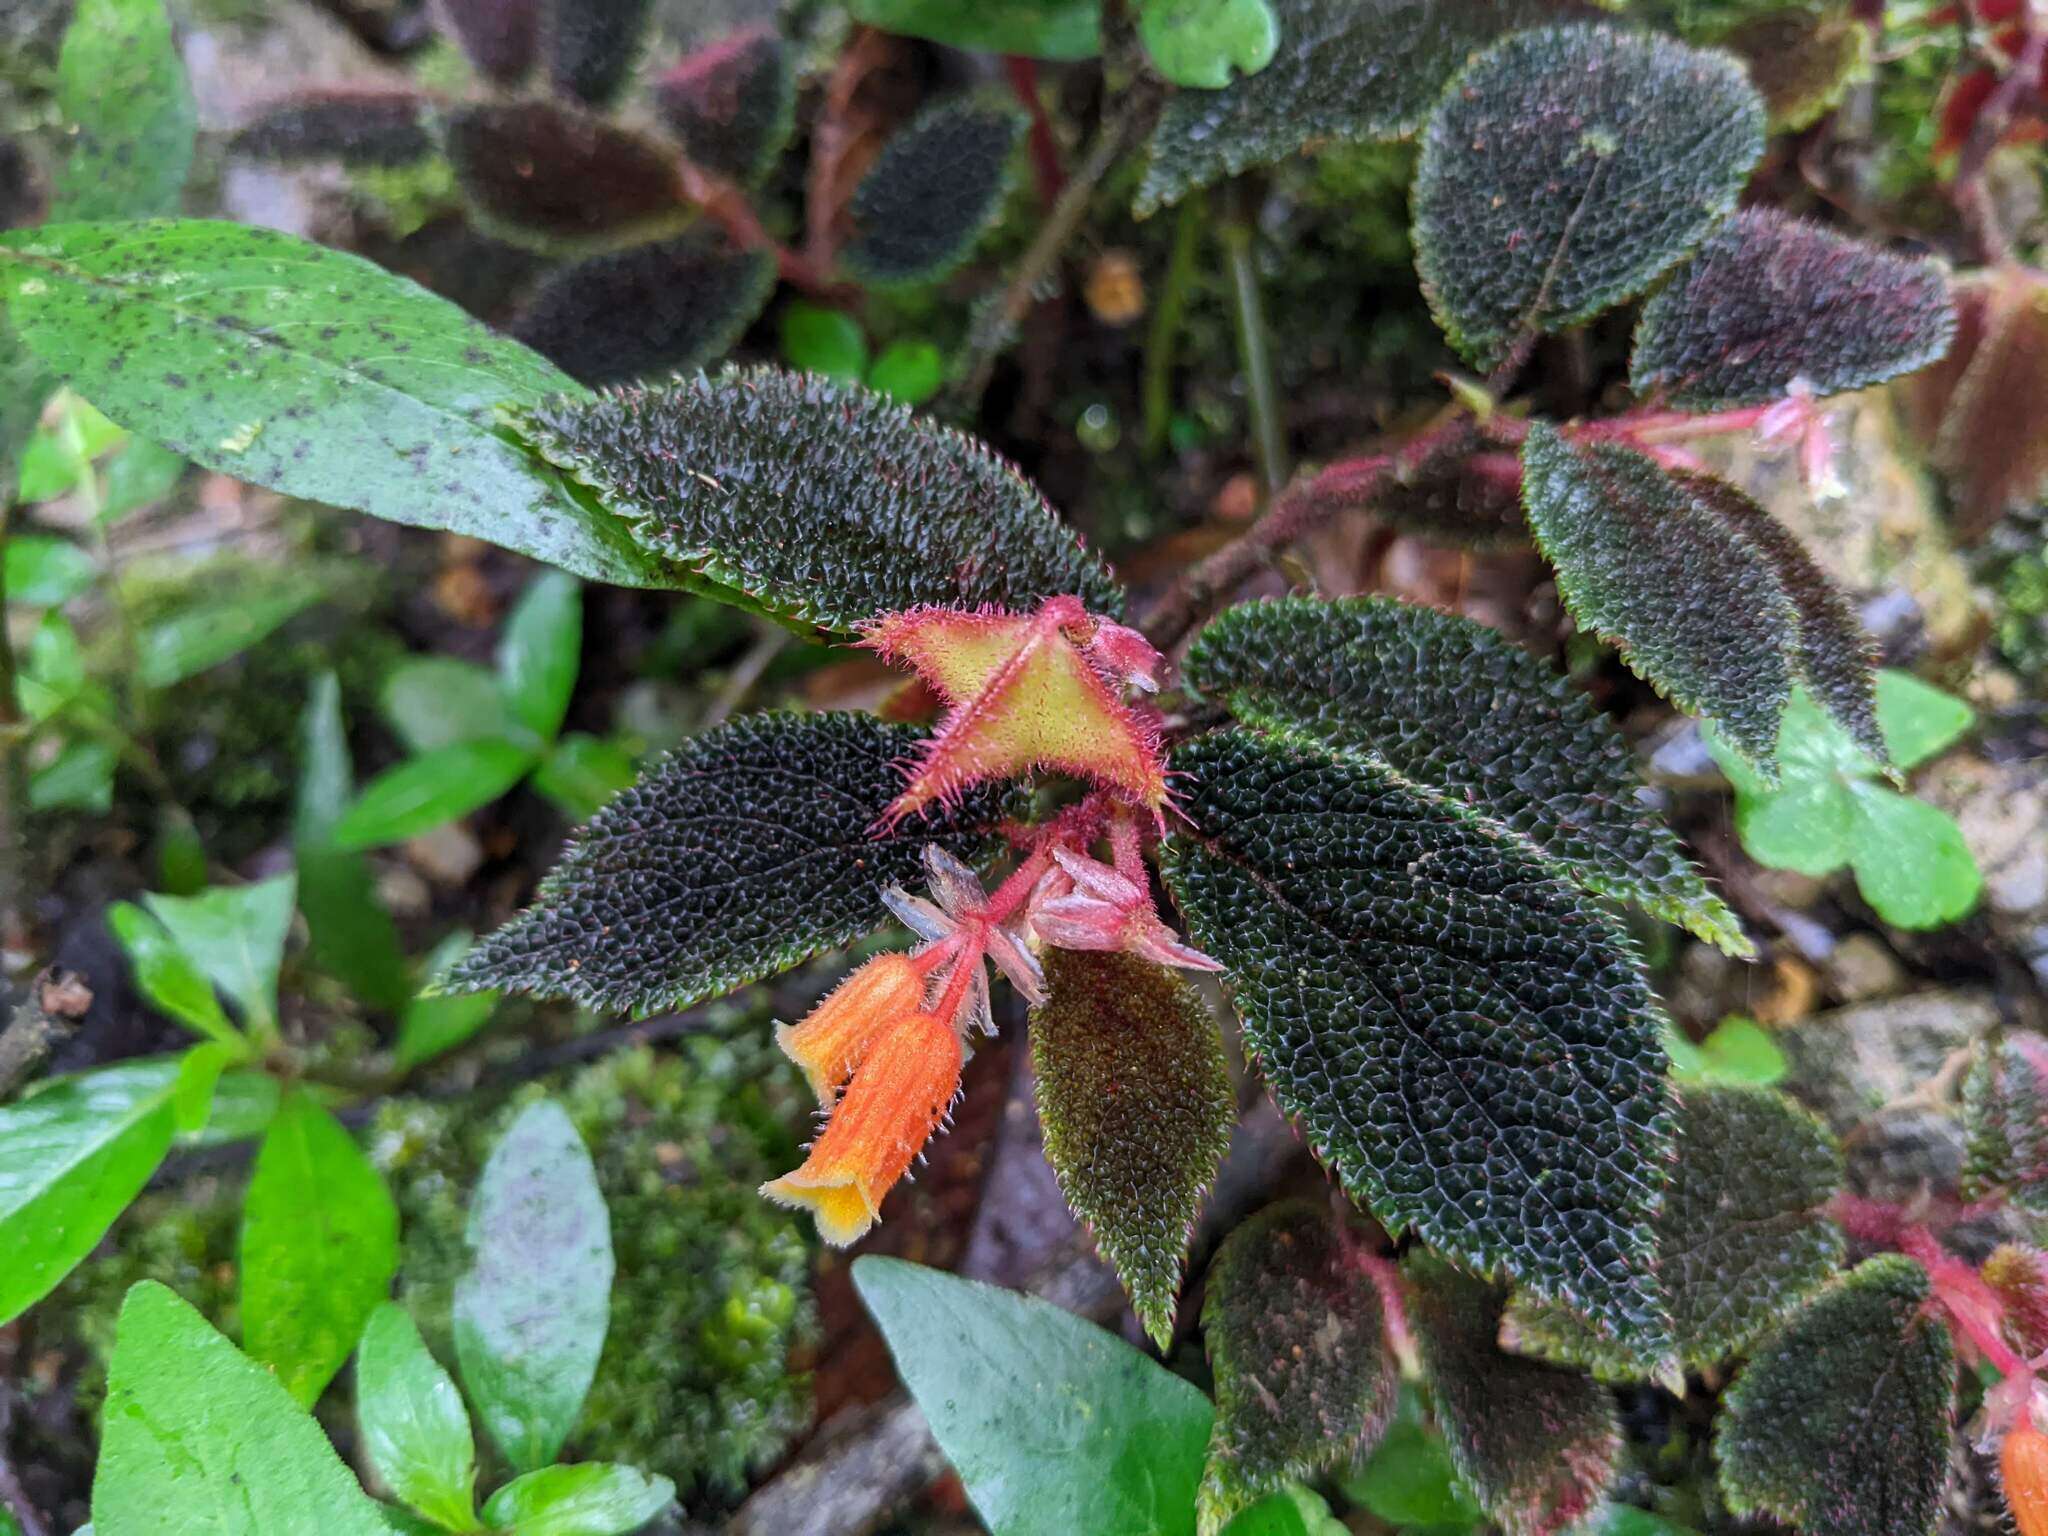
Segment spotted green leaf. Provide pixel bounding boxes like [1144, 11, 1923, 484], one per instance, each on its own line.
[843, 99, 1026, 286]
[51, 0, 195, 222]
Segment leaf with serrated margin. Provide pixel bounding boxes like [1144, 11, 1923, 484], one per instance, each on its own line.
[542, 0, 652, 106]
[1413, 24, 1763, 371]
[512, 367, 1123, 631]
[1184, 595, 1746, 954]
[1964, 1034, 2048, 1212]
[848, 0, 1102, 60]
[1198, 1200, 1395, 1535]
[1032, 950, 1234, 1351]
[229, 90, 435, 167]
[653, 27, 794, 186]
[1404, 1253, 1620, 1536]
[0, 221, 680, 588]
[1135, 0, 1551, 217]
[1504, 1084, 1843, 1381]
[1160, 728, 1673, 1352]
[445, 102, 686, 254]
[52, 0, 195, 222]
[445, 713, 1016, 1016]
[1716, 1256, 1955, 1536]
[1631, 210, 1953, 409]
[1520, 424, 1882, 779]
[843, 98, 1026, 286]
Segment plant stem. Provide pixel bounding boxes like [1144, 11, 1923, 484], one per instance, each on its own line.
[1218, 181, 1286, 495]
[1005, 56, 1066, 205]
[0, 500, 23, 950]
[1142, 192, 1204, 459]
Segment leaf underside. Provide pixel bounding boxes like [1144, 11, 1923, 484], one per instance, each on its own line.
[445, 102, 685, 252]
[1161, 728, 1673, 1350]
[445, 713, 1017, 1017]
[1184, 595, 1747, 953]
[843, 97, 1026, 286]
[511, 366, 1124, 632]
[652, 26, 795, 186]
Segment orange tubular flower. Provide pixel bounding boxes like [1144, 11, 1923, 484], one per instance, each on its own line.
[2006, 1414, 2048, 1536]
[774, 952, 927, 1106]
[760, 1009, 963, 1246]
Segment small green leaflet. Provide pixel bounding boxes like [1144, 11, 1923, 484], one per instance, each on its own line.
[478, 1464, 675, 1535]
[843, 99, 1027, 286]
[51, 0, 196, 222]
[142, 874, 295, 1039]
[106, 901, 243, 1049]
[356, 1302, 478, 1531]
[498, 571, 582, 743]
[4, 534, 95, 606]
[847, 0, 1102, 59]
[1138, 0, 1279, 89]
[333, 739, 537, 851]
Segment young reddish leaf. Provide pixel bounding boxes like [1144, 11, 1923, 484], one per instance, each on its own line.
[1405, 1253, 1621, 1536]
[1199, 1200, 1396, 1533]
[510, 228, 774, 386]
[228, 89, 435, 167]
[1161, 729, 1674, 1354]
[1716, 1256, 1956, 1536]
[444, 714, 1016, 1016]
[1632, 209, 1954, 409]
[433, 0, 539, 84]
[1724, 7, 1870, 131]
[1413, 24, 1763, 371]
[1964, 1034, 2048, 1212]
[445, 101, 685, 252]
[653, 27, 795, 187]
[1031, 949, 1234, 1349]
[842, 97, 1026, 286]
[542, 0, 652, 105]
[511, 368, 1123, 632]
[1520, 425, 1882, 779]
[1184, 595, 1747, 954]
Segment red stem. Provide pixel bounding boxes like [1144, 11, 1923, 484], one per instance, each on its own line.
[1006, 56, 1066, 205]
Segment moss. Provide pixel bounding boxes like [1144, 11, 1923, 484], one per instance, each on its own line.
[1986, 513, 2048, 680]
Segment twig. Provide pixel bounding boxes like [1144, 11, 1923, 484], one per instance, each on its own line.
[1005, 56, 1066, 205]
[1218, 180, 1286, 494]
[0, 967, 92, 1100]
[1142, 192, 1205, 458]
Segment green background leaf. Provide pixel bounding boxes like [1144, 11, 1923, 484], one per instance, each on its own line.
[356, 1301, 478, 1531]
[334, 739, 536, 851]
[106, 901, 242, 1047]
[51, 0, 195, 222]
[847, 0, 1102, 59]
[383, 658, 517, 754]
[142, 875, 295, 1037]
[4, 534, 95, 606]
[1139, 0, 1279, 89]
[497, 571, 582, 743]
[478, 1463, 675, 1535]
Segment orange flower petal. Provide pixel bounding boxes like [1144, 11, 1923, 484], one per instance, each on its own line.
[774, 952, 926, 1105]
[2005, 1419, 2048, 1536]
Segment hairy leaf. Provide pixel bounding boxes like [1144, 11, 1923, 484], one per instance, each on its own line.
[1725, 8, 1870, 132]
[1413, 24, 1763, 371]
[511, 229, 774, 387]
[1184, 596, 1745, 952]
[1139, 0, 1279, 89]
[229, 90, 435, 167]
[1135, 0, 1549, 216]
[843, 98, 1026, 286]
[1161, 729, 1672, 1350]
[435, 0, 538, 83]
[1520, 424, 1881, 778]
[357, 1302, 477, 1531]
[1363, 426, 1529, 547]
[52, 0, 195, 222]
[0, 221, 677, 587]
[1031, 950, 1234, 1349]
[445, 102, 685, 253]
[1716, 1256, 1955, 1536]
[1199, 1201, 1395, 1533]
[653, 27, 794, 186]
[543, 0, 652, 105]
[1631, 210, 1954, 408]
[447, 712, 1013, 1015]
[1404, 1254, 1620, 1536]
[1504, 1085, 1843, 1381]
[512, 367, 1122, 631]
[847, 0, 1102, 59]
[1964, 1035, 2048, 1211]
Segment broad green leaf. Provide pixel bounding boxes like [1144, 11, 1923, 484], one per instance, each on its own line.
[1521, 425, 1882, 778]
[1219, 1487, 1345, 1536]
[1161, 729, 1672, 1350]
[1842, 783, 1980, 929]
[171, 1041, 233, 1134]
[529, 733, 636, 821]
[478, 1464, 674, 1535]
[847, 0, 1101, 59]
[189, 1069, 282, 1146]
[652, 29, 794, 186]
[1664, 1015, 1786, 1087]
[1031, 950, 1233, 1349]
[865, 339, 946, 405]
[498, 571, 581, 743]
[1139, 0, 1278, 88]
[445, 103, 686, 255]
[1964, 1035, 2048, 1211]
[241, 1089, 400, 1405]
[454, 1100, 613, 1472]
[28, 737, 116, 812]
[512, 367, 1122, 632]
[0, 1060, 178, 1324]
[0, 221, 676, 587]
[333, 740, 536, 852]
[544, 0, 654, 106]
[51, 0, 195, 221]
[843, 99, 1026, 286]
[357, 1302, 478, 1531]
[1185, 596, 1747, 953]
[143, 875, 296, 1036]
[17, 612, 87, 721]
[1413, 25, 1763, 371]
[446, 714, 1015, 1016]
[91, 1282, 391, 1536]
[854, 1255, 1212, 1536]
[1342, 1406, 1482, 1530]
[1504, 1085, 1843, 1382]
[106, 901, 241, 1047]
[383, 658, 518, 754]
[1404, 1254, 1620, 1536]
[295, 672, 409, 1011]
[1198, 1201, 1395, 1533]
[778, 302, 868, 383]
[136, 581, 323, 688]
[1875, 669, 1975, 773]
[1631, 210, 1955, 409]
[396, 934, 499, 1070]
[99, 434, 185, 522]
[4, 534, 95, 606]
[1716, 1256, 1955, 1536]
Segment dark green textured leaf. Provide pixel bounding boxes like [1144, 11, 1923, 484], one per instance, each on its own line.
[295, 672, 409, 1011]
[512, 367, 1122, 631]
[1184, 595, 1745, 952]
[843, 98, 1026, 286]
[437, 0, 538, 85]
[332, 739, 537, 852]
[357, 1302, 476, 1530]
[1413, 25, 1764, 371]
[1732, 7, 1867, 131]
[227, 90, 435, 167]
[454, 1099, 613, 1473]
[543, 0, 653, 106]
[1964, 1035, 2048, 1212]
[1504, 1085, 1843, 1381]
[1031, 949, 1234, 1350]
[0, 221, 675, 587]
[445, 103, 686, 253]
[1160, 728, 1672, 1350]
[1716, 1256, 1955, 1536]
[479, 1464, 675, 1535]
[652, 27, 794, 186]
[854, 1255, 1212, 1536]
[445, 713, 1015, 1015]
[91, 1283, 391, 1536]
[51, 0, 195, 221]
[240, 1089, 400, 1405]
[1520, 424, 1882, 778]
[847, 0, 1102, 60]
[1199, 1200, 1395, 1534]
[1631, 209, 1955, 409]
[1139, 0, 1278, 89]
[1135, 0, 1549, 217]
[1405, 1254, 1619, 1536]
